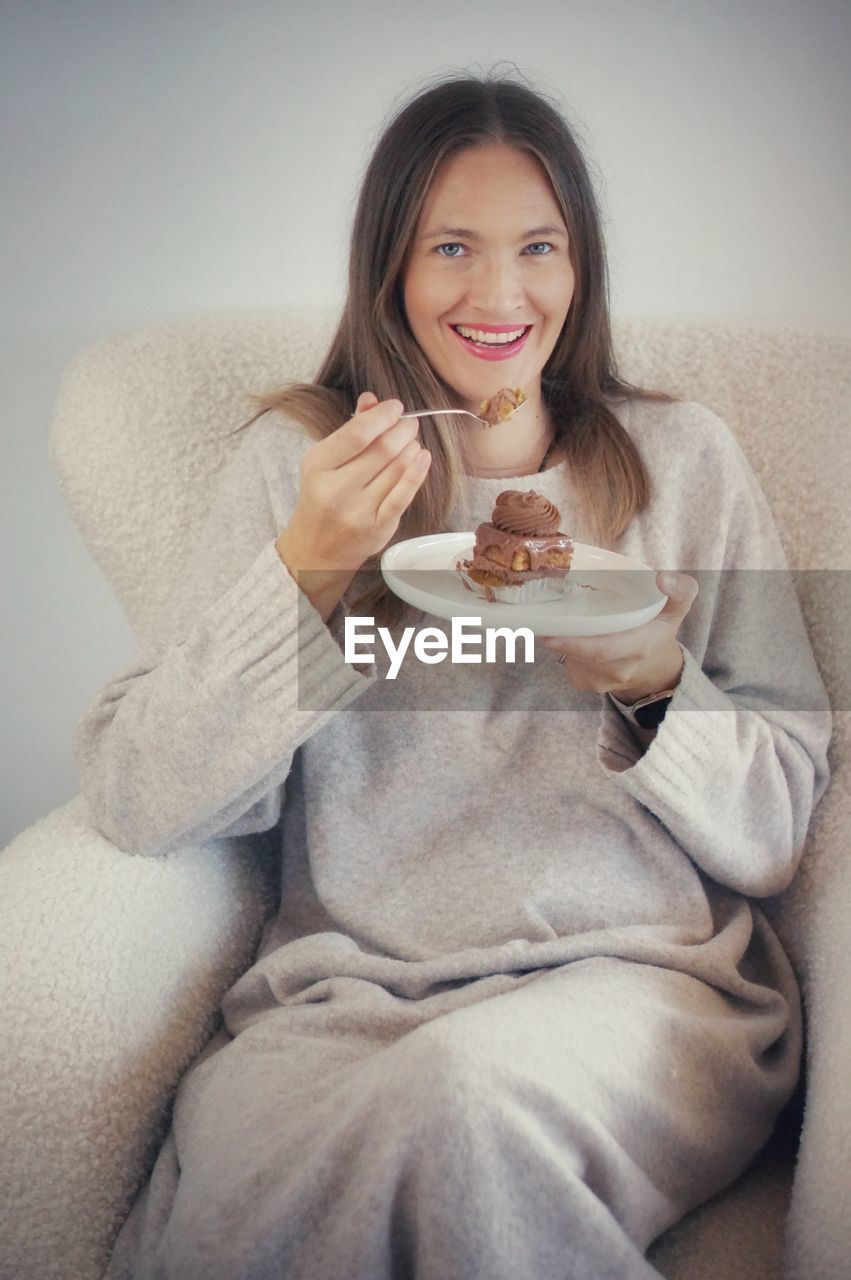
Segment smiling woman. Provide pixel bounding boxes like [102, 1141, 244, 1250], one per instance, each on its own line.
[228, 71, 664, 629]
[83, 67, 831, 1280]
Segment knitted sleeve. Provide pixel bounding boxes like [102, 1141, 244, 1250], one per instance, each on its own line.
[597, 404, 832, 897]
[73, 416, 376, 857]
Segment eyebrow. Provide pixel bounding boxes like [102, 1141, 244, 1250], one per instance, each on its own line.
[419, 224, 568, 241]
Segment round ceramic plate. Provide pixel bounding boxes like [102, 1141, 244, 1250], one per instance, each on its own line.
[381, 533, 665, 636]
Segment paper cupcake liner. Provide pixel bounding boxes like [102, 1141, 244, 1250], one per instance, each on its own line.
[456, 564, 575, 605]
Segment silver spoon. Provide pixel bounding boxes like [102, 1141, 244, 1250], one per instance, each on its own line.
[399, 398, 528, 429]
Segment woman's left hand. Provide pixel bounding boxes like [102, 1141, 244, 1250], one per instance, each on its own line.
[540, 572, 699, 702]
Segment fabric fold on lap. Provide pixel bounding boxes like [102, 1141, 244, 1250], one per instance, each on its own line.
[105, 951, 800, 1280]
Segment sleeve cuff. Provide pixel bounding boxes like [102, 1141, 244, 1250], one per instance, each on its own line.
[598, 644, 732, 777]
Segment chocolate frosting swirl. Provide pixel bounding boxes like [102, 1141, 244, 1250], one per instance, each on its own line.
[491, 489, 561, 536]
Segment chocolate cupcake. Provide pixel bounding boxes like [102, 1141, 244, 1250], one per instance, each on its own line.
[456, 490, 574, 603]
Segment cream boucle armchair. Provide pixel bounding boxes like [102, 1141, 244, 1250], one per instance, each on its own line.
[1, 306, 848, 1280]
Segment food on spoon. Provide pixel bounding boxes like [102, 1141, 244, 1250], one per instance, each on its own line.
[478, 386, 527, 425]
[456, 489, 575, 603]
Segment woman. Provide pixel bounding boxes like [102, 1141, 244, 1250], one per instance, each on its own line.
[86, 71, 831, 1279]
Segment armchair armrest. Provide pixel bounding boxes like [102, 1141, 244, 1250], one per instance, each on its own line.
[0, 794, 278, 1280]
[767, 713, 851, 1280]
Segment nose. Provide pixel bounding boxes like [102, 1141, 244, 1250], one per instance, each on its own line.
[465, 252, 526, 318]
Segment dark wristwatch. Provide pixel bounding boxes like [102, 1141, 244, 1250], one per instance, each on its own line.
[608, 688, 677, 730]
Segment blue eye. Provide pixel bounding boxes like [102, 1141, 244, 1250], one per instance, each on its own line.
[434, 241, 554, 258]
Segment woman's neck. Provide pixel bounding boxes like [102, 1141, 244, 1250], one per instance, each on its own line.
[464, 402, 557, 478]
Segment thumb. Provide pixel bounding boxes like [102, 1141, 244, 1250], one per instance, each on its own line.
[657, 571, 699, 618]
[356, 390, 380, 412]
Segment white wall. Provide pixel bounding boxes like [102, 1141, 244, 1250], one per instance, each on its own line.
[2, 0, 849, 848]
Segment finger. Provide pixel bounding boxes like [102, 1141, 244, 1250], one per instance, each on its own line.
[348, 414, 422, 493]
[656, 572, 699, 621]
[374, 447, 432, 524]
[540, 643, 592, 686]
[540, 633, 623, 662]
[363, 433, 421, 502]
[319, 396, 407, 470]
[540, 639, 570, 659]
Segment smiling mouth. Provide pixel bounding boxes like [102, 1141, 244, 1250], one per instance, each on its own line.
[450, 324, 533, 346]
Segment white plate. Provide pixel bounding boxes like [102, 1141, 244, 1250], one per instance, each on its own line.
[381, 533, 665, 636]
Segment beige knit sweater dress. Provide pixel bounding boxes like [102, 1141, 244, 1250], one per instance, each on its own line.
[75, 395, 831, 1280]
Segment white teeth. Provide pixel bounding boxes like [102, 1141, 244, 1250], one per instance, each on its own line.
[454, 325, 528, 345]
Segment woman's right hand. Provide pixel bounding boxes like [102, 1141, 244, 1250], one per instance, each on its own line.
[275, 393, 431, 617]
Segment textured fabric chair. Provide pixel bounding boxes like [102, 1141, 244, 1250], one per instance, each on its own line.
[1, 306, 848, 1280]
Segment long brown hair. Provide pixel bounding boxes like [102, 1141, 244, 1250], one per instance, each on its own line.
[233, 67, 665, 626]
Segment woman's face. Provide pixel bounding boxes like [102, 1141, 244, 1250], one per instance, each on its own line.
[403, 143, 575, 411]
